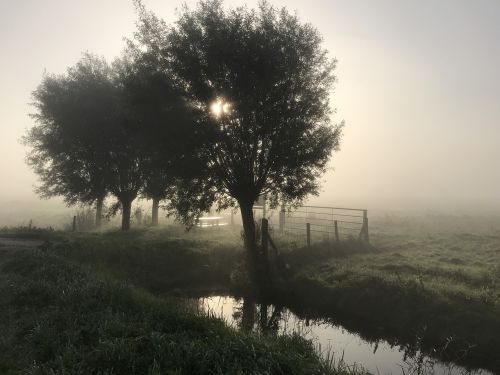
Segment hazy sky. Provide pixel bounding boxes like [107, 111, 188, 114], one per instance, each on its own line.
[1, 0, 499, 213]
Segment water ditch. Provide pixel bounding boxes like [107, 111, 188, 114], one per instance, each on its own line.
[192, 295, 493, 375]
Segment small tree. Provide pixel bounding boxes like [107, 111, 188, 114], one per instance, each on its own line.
[25, 54, 114, 227]
[136, 1, 343, 268]
[117, 48, 199, 228]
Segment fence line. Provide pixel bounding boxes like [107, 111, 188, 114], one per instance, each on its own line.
[194, 203, 369, 245]
[277, 205, 369, 244]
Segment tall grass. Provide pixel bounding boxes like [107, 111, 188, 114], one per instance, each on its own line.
[3, 216, 498, 373]
[274, 215, 500, 373]
[0, 249, 364, 374]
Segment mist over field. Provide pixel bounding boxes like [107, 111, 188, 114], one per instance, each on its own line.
[1, 0, 499, 228]
[1, 196, 499, 230]
[1, 2, 500, 374]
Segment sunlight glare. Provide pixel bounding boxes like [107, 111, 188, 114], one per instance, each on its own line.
[211, 99, 231, 117]
[211, 100, 222, 116]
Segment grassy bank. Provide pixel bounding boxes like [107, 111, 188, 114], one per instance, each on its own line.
[0, 247, 357, 375]
[48, 226, 243, 295]
[276, 215, 500, 373]
[3, 216, 498, 373]
[0, 225, 59, 240]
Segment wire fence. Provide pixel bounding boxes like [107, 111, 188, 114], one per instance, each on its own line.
[195, 204, 369, 245]
[269, 205, 369, 245]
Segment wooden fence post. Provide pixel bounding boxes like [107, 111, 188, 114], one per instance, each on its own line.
[72, 215, 76, 232]
[262, 194, 267, 219]
[306, 223, 311, 247]
[279, 207, 285, 233]
[261, 218, 269, 260]
[358, 210, 369, 244]
[363, 210, 369, 243]
[334, 220, 339, 242]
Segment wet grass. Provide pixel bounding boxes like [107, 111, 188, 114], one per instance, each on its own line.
[2, 215, 499, 373]
[275, 215, 500, 373]
[0, 225, 58, 240]
[49, 226, 243, 295]
[0, 247, 359, 375]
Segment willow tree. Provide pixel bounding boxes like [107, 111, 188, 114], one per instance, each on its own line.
[118, 48, 198, 227]
[25, 54, 114, 227]
[136, 1, 343, 265]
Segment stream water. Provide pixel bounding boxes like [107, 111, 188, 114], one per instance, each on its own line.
[195, 295, 493, 375]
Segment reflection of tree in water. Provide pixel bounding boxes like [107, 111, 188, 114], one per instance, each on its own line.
[236, 298, 322, 338]
[199, 296, 489, 375]
[235, 297, 283, 335]
[260, 303, 283, 334]
[239, 297, 254, 332]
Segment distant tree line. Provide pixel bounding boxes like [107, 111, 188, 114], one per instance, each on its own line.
[24, 0, 343, 272]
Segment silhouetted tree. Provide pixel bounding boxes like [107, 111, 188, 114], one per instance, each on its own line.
[25, 54, 114, 227]
[117, 49, 198, 227]
[26, 49, 196, 231]
[136, 1, 343, 269]
[143, 174, 168, 226]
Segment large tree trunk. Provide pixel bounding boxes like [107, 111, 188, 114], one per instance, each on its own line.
[95, 197, 104, 229]
[151, 197, 160, 226]
[121, 199, 133, 231]
[240, 199, 272, 290]
[240, 201, 262, 285]
[240, 201, 256, 256]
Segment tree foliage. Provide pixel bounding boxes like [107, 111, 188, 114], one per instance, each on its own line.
[25, 51, 197, 230]
[26, 0, 343, 247]
[117, 51, 200, 227]
[25, 54, 114, 212]
[135, 0, 343, 254]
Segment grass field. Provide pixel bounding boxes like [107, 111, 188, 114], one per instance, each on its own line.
[279, 215, 500, 372]
[0, 214, 498, 373]
[0, 246, 358, 375]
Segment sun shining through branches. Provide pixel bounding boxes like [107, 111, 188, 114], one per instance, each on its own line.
[210, 99, 231, 117]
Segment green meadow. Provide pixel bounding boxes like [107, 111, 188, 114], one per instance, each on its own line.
[1, 214, 499, 373]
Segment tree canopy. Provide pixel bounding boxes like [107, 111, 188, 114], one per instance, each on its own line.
[25, 54, 115, 226]
[26, 51, 198, 230]
[113, 50, 199, 228]
[26, 0, 343, 258]
[135, 0, 343, 257]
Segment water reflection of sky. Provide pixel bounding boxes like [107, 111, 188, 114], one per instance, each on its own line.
[198, 296, 492, 375]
